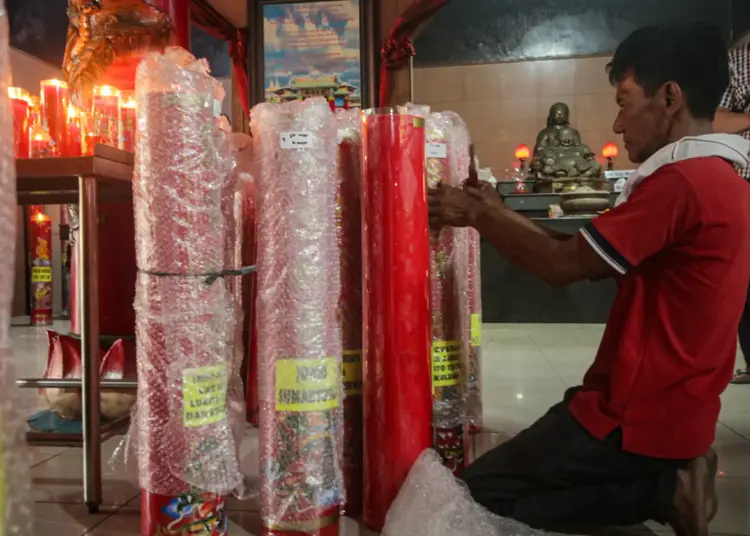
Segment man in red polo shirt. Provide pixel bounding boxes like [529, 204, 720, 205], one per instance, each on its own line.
[428, 25, 750, 536]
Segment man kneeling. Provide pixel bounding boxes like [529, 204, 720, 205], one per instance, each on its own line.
[428, 24, 750, 536]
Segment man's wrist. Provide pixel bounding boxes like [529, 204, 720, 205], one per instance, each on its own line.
[469, 199, 498, 230]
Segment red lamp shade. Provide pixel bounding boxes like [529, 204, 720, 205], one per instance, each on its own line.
[602, 142, 619, 159]
[514, 144, 531, 161]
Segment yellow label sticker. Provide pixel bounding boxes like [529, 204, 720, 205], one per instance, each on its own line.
[342, 350, 362, 396]
[471, 314, 482, 347]
[276, 357, 339, 412]
[432, 340, 461, 389]
[183, 364, 228, 428]
[31, 266, 52, 283]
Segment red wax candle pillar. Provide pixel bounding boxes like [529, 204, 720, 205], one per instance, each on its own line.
[120, 95, 136, 153]
[9, 87, 30, 158]
[92, 85, 121, 147]
[40, 79, 69, 155]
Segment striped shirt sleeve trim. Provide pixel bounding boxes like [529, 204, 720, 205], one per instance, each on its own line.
[579, 223, 631, 275]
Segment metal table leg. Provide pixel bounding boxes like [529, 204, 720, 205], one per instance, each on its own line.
[79, 175, 102, 513]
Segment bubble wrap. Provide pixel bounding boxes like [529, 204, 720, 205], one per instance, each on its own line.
[335, 109, 363, 515]
[131, 47, 242, 496]
[425, 111, 468, 473]
[0, 4, 34, 533]
[443, 112, 483, 432]
[251, 98, 344, 534]
[383, 450, 544, 536]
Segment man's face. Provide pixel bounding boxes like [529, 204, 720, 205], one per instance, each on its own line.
[612, 76, 671, 164]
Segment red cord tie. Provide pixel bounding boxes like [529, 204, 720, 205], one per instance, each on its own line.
[381, 36, 415, 69]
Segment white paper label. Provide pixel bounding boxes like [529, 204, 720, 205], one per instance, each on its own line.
[213, 99, 222, 118]
[280, 132, 314, 149]
[426, 142, 447, 159]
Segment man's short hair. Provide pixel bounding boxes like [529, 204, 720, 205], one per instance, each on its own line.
[607, 24, 729, 121]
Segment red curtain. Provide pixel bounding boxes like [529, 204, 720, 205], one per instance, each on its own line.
[190, 0, 249, 116]
[378, 0, 452, 106]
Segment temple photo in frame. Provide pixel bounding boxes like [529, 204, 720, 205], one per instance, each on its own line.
[261, 0, 364, 109]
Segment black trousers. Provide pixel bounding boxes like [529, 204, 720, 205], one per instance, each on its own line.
[738, 285, 750, 370]
[459, 390, 687, 531]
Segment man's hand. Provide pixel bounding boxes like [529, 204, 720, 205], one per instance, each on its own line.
[427, 180, 503, 229]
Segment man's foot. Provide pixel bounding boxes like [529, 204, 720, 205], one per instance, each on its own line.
[730, 369, 750, 384]
[669, 449, 718, 536]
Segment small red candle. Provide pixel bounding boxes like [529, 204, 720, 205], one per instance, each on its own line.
[66, 104, 83, 157]
[92, 85, 120, 147]
[41, 79, 69, 153]
[120, 95, 136, 153]
[9, 87, 30, 158]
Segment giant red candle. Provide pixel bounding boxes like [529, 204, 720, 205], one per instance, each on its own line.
[9, 87, 30, 158]
[40, 79, 69, 154]
[361, 109, 432, 531]
[92, 85, 120, 147]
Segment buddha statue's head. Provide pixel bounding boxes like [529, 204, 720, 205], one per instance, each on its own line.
[558, 126, 577, 148]
[548, 102, 571, 127]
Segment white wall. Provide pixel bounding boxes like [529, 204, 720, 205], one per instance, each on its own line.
[10, 48, 64, 318]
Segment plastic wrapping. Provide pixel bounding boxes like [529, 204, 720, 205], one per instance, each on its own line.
[424, 111, 467, 473]
[361, 108, 432, 532]
[383, 450, 545, 536]
[0, 4, 34, 533]
[132, 47, 241, 533]
[252, 98, 344, 535]
[335, 109, 363, 516]
[443, 112, 483, 433]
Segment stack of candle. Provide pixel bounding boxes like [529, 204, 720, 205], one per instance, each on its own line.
[8, 79, 140, 158]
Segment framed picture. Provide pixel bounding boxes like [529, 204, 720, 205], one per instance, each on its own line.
[248, 0, 376, 109]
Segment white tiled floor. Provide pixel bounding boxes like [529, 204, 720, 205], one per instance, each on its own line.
[12, 322, 750, 535]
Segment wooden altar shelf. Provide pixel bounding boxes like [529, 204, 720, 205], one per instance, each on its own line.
[14, 144, 134, 513]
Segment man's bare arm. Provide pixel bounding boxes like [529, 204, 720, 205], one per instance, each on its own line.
[714, 108, 750, 134]
[472, 205, 614, 287]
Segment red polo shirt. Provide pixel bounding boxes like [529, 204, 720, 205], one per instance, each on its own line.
[571, 157, 750, 459]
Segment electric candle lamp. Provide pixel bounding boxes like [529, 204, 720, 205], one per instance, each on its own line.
[9, 87, 30, 158]
[602, 142, 619, 170]
[40, 79, 69, 152]
[514, 144, 531, 193]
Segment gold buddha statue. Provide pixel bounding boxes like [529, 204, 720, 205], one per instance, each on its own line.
[531, 102, 603, 193]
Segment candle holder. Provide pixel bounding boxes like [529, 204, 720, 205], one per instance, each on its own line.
[120, 93, 136, 153]
[9, 87, 30, 158]
[41, 79, 70, 154]
[66, 104, 83, 157]
[92, 85, 121, 148]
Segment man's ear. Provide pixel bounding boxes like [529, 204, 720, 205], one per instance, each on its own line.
[662, 82, 684, 116]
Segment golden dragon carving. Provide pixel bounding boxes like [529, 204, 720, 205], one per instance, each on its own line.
[63, 0, 175, 103]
